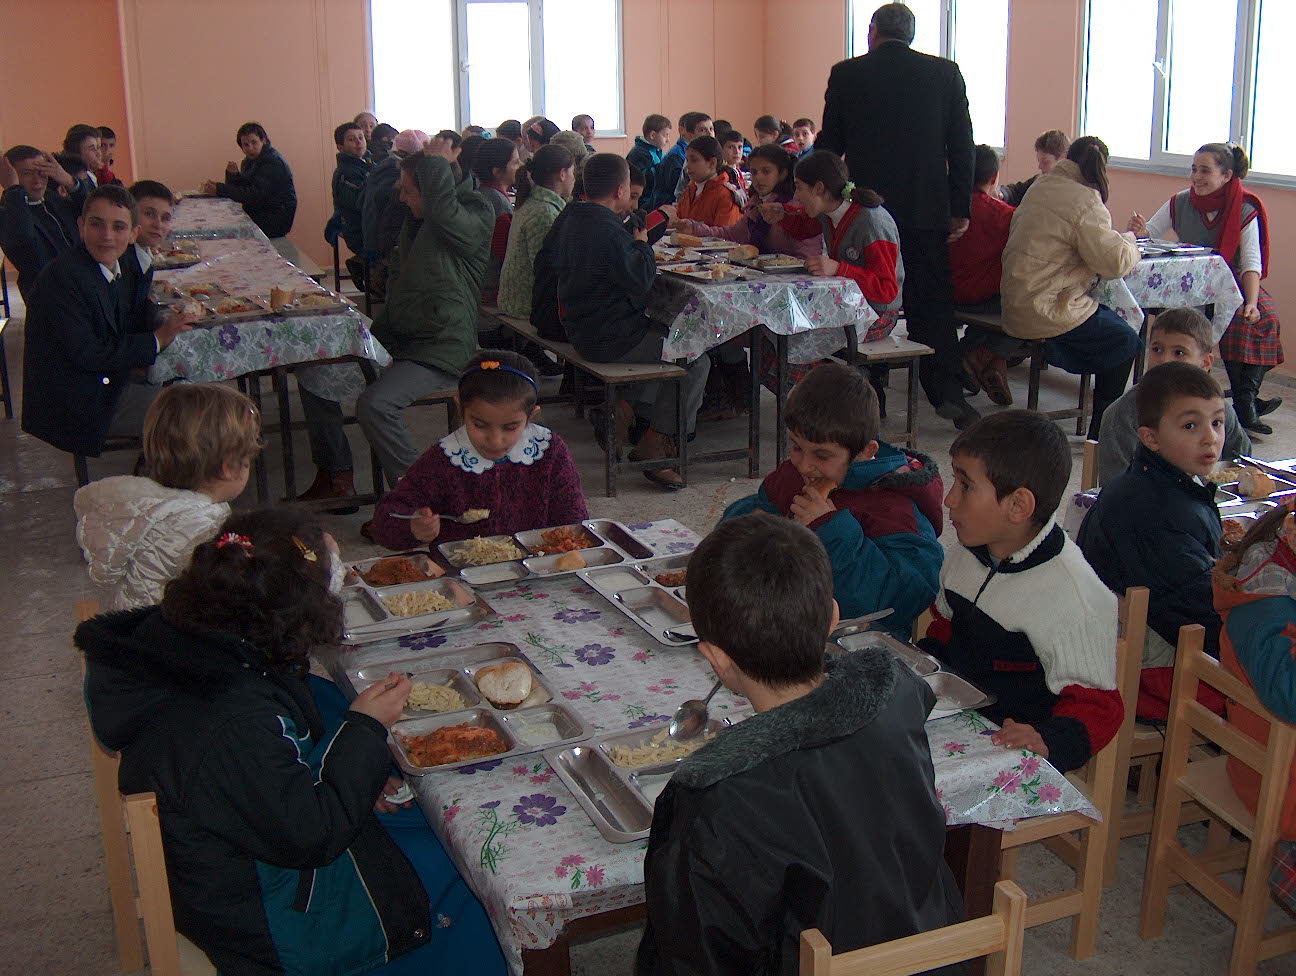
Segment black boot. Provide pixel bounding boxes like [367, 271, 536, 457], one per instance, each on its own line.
[1087, 359, 1134, 441]
[1253, 363, 1283, 417]
[1237, 363, 1273, 435]
[867, 365, 889, 418]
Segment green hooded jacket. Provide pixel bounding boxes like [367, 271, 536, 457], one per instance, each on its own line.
[372, 154, 492, 374]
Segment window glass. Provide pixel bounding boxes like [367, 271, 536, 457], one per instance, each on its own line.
[543, 0, 621, 133]
[1249, 0, 1296, 176]
[372, 0, 456, 133]
[1082, 0, 1159, 159]
[1164, 0, 1239, 156]
[953, 0, 1009, 147]
[464, 2, 532, 128]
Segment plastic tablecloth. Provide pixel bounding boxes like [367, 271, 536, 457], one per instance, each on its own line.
[1093, 253, 1243, 343]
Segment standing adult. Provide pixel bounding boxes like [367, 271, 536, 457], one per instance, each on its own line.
[818, 2, 977, 429]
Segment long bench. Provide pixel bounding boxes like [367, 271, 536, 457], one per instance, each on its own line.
[838, 329, 935, 449]
[955, 309, 1092, 435]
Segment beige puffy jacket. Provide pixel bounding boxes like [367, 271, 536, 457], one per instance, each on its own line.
[1000, 160, 1139, 340]
[74, 476, 230, 611]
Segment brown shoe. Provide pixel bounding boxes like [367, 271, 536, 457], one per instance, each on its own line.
[296, 468, 358, 514]
[295, 468, 336, 502]
[360, 519, 375, 542]
[980, 357, 1013, 406]
[636, 430, 685, 490]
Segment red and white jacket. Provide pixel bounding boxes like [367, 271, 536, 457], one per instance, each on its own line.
[780, 200, 904, 315]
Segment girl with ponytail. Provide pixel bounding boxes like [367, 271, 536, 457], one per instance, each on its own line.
[498, 145, 576, 319]
[1128, 142, 1282, 434]
[999, 134, 1142, 439]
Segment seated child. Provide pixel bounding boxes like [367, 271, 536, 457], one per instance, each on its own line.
[74, 383, 261, 610]
[96, 125, 120, 186]
[923, 410, 1121, 773]
[673, 143, 821, 260]
[1213, 504, 1296, 875]
[719, 129, 749, 193]
[626, 113, 673, 210]
[792, 117, 817, 157]
[77, 508, 506, 976]
[0, 145, 87, 304]
[329, 121, 372, 280]
[768, 149, 903, 339]
[1097, 308, 1250, 485]
[371, 350, 587, 549]
[723, 364, 943, 639]
[670, 135, 743, 228]
[635, 512, 963, 976]
[1079, 362, 1227, 717]
[999, 128, 1069, 206]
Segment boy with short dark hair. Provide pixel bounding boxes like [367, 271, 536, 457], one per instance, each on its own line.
[923, 409, 1121, 773]
[571, 113, 596, 152]
[626, 113, 674, 210]
[1000, 128, 1070, 205]
[658, 111, 713, 206]
[546, 152, 710, 489]
[96, 125, 120, 185]
[1097, 307, 1249, 484]
[63, 124, 104, 187]
[1079, 362, 1228, 715]
[329, 121, 371, 274]
[724, 363, 944, 638]
[0, 144, 87, 303]
[791, 117, 817, 156]
[636, 512, 962, 976]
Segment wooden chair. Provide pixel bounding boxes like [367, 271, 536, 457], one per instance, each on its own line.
[955, 309, 1092, 434]
[995, 585, 1147, 958]
[1080, 439, 1099, 492]
[74, 435, 143, 488]
[799, 880, 1027, 976]
[80, 599, 216, 976]
[846, 333, 935, 450]
[1139, 626, 1296, 975]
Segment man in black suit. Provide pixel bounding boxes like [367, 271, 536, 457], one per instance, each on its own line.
[0, 146, 88, 305]
[819, 2, 977, 429]
[22, 185, 192, 458]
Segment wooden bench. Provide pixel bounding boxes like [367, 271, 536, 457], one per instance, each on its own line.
[955, 310, 1092, 435]
[840, 332, 935, 450]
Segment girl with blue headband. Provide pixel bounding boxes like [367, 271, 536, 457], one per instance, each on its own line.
[371, 349, 587, 549]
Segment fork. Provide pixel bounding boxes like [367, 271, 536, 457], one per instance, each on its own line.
[388, 512, 476, 524]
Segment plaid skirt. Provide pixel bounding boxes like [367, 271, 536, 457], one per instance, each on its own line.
[1218, 287, 1284, 366]
[1272, 841, 1296, 916]
[758, 309, 900, 391]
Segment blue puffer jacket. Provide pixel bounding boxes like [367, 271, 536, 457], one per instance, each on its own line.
[723, 444, 945, 639]
[77, 608, 431, 976]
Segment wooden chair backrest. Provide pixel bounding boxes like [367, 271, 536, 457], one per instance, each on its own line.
[799, 880, 1027, 976]
[1080, 439, 1099, 492]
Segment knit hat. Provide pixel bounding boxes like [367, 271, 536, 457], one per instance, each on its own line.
[392, 129, 429, 156]
[550, 131, 590, 167]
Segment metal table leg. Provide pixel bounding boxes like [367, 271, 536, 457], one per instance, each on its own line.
[774, 331, 790, 465]
[604, 382, 617, 498]
[676, 377, 688, 485]
[906, 356, 920, 449]
[274, 368, 297, 500]
[245, 373, 270, 504]
[748, 344, 761, 479]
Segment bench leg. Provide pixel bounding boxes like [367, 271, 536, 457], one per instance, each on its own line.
[573, 369, 586, 420]
[604, 383, 617, 498]
[676, 377, 688, 486]
[274, 369, 297, 500]
[906, 357, 920, 449]
[842, 325, 858, 366]
[748, 345, 761, 479]
[1027, 344, 1044, 412]
[73, 454, 90, 487]
[1077, 372, 1093, 437]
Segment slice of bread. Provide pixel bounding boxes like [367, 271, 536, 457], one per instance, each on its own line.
[727, 244, 758, 261]
[1240, 469, 1277, 497]
[670, 231, 705, 247]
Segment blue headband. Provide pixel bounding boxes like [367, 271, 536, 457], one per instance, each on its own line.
[468, 360, 539, 392]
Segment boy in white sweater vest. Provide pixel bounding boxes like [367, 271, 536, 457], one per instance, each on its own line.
[920, 410, 1122, 773]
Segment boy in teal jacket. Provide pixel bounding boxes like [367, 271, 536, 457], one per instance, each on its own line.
[723, 364, 944, 639]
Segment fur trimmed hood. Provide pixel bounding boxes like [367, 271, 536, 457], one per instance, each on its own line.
[674, 646, 905, 790]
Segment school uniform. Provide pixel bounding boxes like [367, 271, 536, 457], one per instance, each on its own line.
[0, 182, 87, 303]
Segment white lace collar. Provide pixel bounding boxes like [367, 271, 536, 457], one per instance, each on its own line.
[439, 424, 552, 473]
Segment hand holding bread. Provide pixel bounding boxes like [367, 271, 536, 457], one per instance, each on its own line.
[790, 477, 839, 527]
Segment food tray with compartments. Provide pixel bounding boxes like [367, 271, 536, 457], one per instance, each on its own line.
[730, 253, 808, 274]
[267, 288, 357, 318]
[662, 236, 734, 252]
[835, 630, 941, 676]
[658, 261, 764, 282]
[579, 553, 695, 647]
[544, 713, 751, 843]
[426, 519, 654, 587]
[200, 294, 274, 324]
[149, 243, 203, 269]
[833, 631, 993, 720]
[1212, 465, 1296, 504]
[653, 246, 703, 265]
[346, 643, 592, 775]
[340, 575, 495, 644]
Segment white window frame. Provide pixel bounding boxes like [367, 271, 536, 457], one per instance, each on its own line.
[846, 1, 1005, 150]
[453, 0, 626, 137]
[1081, 0, 1295, 188]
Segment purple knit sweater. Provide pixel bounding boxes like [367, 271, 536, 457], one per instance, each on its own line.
[371, 424, 589, 550]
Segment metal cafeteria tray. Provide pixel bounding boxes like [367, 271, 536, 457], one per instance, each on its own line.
[924, 671, 995, 722]
[1215, 471, 1296, 504]
[732, 254, 808, 274]
[836, 631, 940, 677]
[377, 647, 592, 775]
[579, 553, 696, 647]
[348, 552, 443, 588]
[341, 576, 494, 644]
[544, 715, 747, 843]
[431, 519, 650, 586]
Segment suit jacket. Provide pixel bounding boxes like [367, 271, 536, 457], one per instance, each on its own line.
[22, 245, 158, 456]
[818, 41, 974, 231]
[0, 182, 88, 302]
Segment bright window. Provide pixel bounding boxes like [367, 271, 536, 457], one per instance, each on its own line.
[847, 0, 1008, 147]
[370, 0, 623, 136]
[1082, 0, 1296, 180]
[371, 0, 456, 134]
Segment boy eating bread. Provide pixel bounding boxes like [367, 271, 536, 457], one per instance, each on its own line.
[723, 363, 943, 639]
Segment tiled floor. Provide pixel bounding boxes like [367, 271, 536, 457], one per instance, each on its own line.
[5, 300, 1296, 975]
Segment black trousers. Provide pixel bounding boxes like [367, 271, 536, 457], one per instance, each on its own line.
[898, 227, 963, 407]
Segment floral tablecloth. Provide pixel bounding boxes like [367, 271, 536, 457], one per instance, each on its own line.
[1093, 253, 1243, 343]
[648, 273, 878, 364]
[149, 235, 390, 401]
[326, 519, 1095, 973]
[169, 195, 267, 240]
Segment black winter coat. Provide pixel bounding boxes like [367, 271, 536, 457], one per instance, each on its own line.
[75, 609, 431, 976]
[0, 181, 87, 302]
[818, 41, 974, 231]
[1078, 443, 1224, 656]
[635, 647, 963, 976]
[21, 244, 157, 456]
[217, 145, 298, 239]
[331, 151, 371, 253]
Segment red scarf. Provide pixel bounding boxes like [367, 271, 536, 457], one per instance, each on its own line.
[1188, 178, 1270, 278]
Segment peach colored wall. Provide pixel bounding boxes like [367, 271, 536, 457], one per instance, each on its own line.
[118, 0, 371, 267]
[764, 0, 848, 131]
[0, 0, 132, 183]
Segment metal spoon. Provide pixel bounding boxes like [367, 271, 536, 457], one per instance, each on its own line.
[828, 608, 895, 642]
[388, 512, 479, 524]
[668, 679, 723, 742]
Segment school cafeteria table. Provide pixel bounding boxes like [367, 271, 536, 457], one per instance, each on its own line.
[167, 195, 270, 240]
[326, 520, 1098, 976]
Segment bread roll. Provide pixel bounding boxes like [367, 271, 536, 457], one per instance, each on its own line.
[805, 477, 840, 500]
[554, 551, 586, 571]
[727, 244, 759, 261]
[475, 661, 533, 708]
[1239, 469, 1277, 497]
[670, 232, 705, 247]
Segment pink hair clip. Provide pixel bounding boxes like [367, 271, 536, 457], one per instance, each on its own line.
[216, 532, 254, 553]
